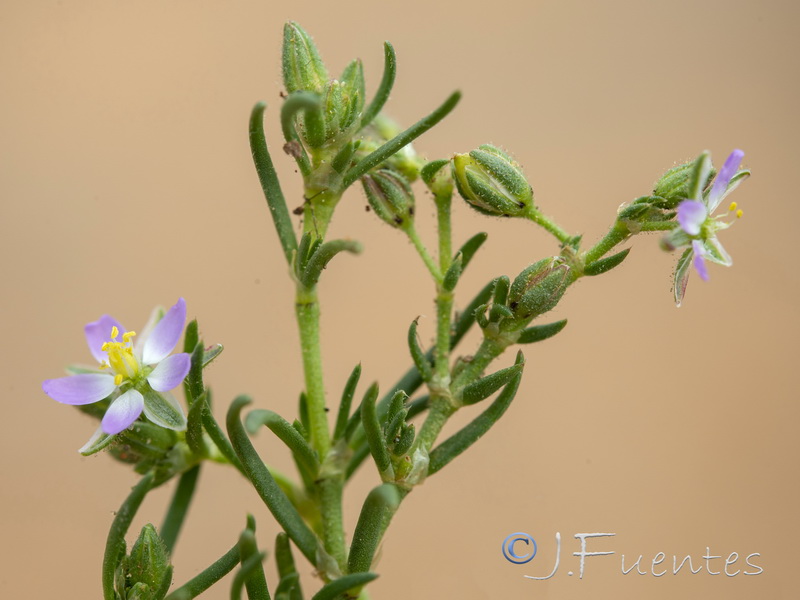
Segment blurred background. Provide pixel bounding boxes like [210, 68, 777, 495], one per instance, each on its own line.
[2, 0, 797, 598]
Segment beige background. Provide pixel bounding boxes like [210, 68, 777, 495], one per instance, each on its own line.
[2, 0, 797, 598]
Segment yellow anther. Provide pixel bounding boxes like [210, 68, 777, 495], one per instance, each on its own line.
[110, 326, 119, 340]
[101, 342, 110, 352]
[729, 202, 738, 212]
[736, 209, 743, 218]
[99, 362, 109, 370]
[114, 374, 123, 386]
[122, 331, 137, 344]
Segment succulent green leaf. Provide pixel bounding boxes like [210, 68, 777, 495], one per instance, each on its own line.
[361, 41, 396, 128]
[455, 232, 488, 272]
[407, 319, 434, 383]
[460, 360, 525, 406]
[361, 383, 391, 474]
[517, 319, 568, 344]
[301, 239, 363, 288]
[442, 252, 463, 292]
[310, 572, 378, 600]
[245, 409, 320, 476]
[348, 484, 402, 573]
[334, 363, 361, 442]
[584, 248, 631, 276]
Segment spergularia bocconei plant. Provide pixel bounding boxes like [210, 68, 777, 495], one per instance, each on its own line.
[42, 22, 750, 600]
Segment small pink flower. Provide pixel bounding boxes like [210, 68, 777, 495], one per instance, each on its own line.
[43, 298, 191, 437]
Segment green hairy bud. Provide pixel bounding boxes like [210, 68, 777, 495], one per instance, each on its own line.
[357, 114, 425, 181]
[282, 21, 328, 94]
[653, 153, 714, 208]
[452, 144, 533, 217]
[508, 257, 571, 319]
[361, 169, 415, 229]
[116, 524, 172, 600]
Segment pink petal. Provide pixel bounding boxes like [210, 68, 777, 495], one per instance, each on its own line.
[142, 298, 186, 365]
[147, 352, 191, 392]
[692, 240, 710, 282]
[101, 389, 144, 434]
[677, 200, 707, 236]
[84, 315, 125, 364]
[43, 373, 116, 405]
[707, 149, 744, 212]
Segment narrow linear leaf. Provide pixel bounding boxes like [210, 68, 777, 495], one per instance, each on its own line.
[407, 319, 433, 383]
[344, 91, 461, 188]
[165, 542, 240, 600]
[348, 484, 402, 573]
[334, 364, 361, 441]
[361, 383, 391, 474]
[250, 102, 298, 264]
[443, 253, 463, 292]
[455, 232, 488, 272]
[161, 465, 201, 556]
[201, 396, 246, 476]
[183, 320, 199, 355]
[231, 552, 268, 600]
[584, 248, 631, 276]
[517, 319, 568, 344]
[103, 473, 155, 600]
[301, 239, 363, 288]
[226, 397, 319, 565]
[203, 344, 224, 368]
[429, 352, 524, 475]
[238, 528, 271, 600]
[186, 342, 205, 406]
[311, 573, 378, 600]
[331, 140, 361, 175]
[460, 360, 525, 406]
[186, 391, 206, 455]
[360, 41, 396, 128]
[274, 533, 303, 600]
[245, 409, 320, 476]
[280, 91, 320, 176]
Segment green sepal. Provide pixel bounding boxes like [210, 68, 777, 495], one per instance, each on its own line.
[226, 396, 319, 565]
[185, 390, 204, 454]
[282, 22, 328, 94]
[429, 352, 524, 475]
[361, 169, 415, 229]
[471, 145, 531, 203]
[348, 484, 402, 573]
[517, 319, 568, 344]
[143, 388, 187, 432]
[673, 247, 693, 306]
[311, 573, 378, 600]
[688, 151, 713, 202]
[339, 59, 365, 132]
[420, 159, 449, 186]
[79, 429, 116, 456]
[301, 239, 363, 288]
[361, 382, 391, 475]
[361, 41, 396, 128]
[455, 232, 488, 272]
[407, 319, 434, 383]
[584, 248, 631, 276]
[246, 409, 320, 477]
[183, 320, 199, 355]
[460, 359, 525, 406]
[333, 363, 361, 442]
[442, 252, 463, 292]
[185, 342, 205, 406]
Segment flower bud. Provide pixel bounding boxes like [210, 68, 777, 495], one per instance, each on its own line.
[282, 22, 328, 94]
[116, 524, 172, 600]
[361, 169, 415, 229]
[507, 257, 570, 319]
[452, 144, 533, 217]
[653, 152, 713, 208]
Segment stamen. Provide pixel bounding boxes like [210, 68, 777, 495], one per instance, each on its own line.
[101, 342, 110, 351]
[114, 374, 123, 386]
[729, 202, 738, 212]
[99, 362, 109, 370]
[110, 326, 119, 340]
[736, 209, 743, 218]
[122, 331, 137, 344]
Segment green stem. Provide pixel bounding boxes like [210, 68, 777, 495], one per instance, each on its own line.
[584, 222, 629, 264]
[295, 286, 330, 458]
[303, 188, 340, 240]
[161, 465, 201, 556]
[526, 206, 572, 244]
[318, 475, 347, 574]
[434, 194, 454, 382]
[638, 221, 677, 231]
[165, 543, 241, 600]
[405, 226, 441, 282]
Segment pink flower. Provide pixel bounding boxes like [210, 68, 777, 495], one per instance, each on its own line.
[43, 298, 191, 436]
